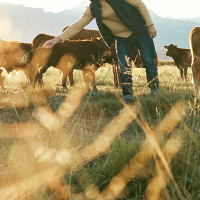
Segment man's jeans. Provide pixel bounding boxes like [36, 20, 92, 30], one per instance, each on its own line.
[115, 26, 159, 98]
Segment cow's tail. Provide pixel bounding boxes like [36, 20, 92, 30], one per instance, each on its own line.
[21, 50, 32, 65]
[22, 47, 45, 66]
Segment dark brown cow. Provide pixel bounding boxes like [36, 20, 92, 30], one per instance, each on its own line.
[0, 38, 32, 86]
[164, 44, 191, 80]
[28, 34, 109, 91]
[133, 50, 158, 68]
[189, 26, 200, 99]
[31, 33, 110, 90]
[33, 27, 104, 87]
[62, 26, 123, 88]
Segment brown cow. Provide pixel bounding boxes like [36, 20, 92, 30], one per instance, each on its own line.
[189, 26, 200, 99]
[31, 33, 110, 90]
[164, 44, 191, 80]
[30, 33, 75, 87]
[32, 27, 103, 87]
[62, 26, 123, 88]
[27, 34, 109, 91]
[133, 50, 158, 68]
[0, 38, 32, 86]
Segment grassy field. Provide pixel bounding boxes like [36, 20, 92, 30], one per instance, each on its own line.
[0, 64, 199, 200]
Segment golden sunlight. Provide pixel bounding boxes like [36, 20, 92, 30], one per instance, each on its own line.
[0, 18, 12, 36]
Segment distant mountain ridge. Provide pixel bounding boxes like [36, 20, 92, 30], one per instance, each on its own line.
[0, 2, 199, 60]
[180, 17, 200, 24]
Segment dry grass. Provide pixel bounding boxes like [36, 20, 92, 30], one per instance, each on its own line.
[0, 64, 199, 200]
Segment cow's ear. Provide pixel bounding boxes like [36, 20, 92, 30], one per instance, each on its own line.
[164, 45, 168, 49]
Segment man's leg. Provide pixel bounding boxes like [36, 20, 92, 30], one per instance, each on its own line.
[115, 37, 135, 102]
[136, 27, 159, 94]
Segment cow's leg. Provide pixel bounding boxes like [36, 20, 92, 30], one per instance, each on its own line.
[34, 64, 52, 86]
[179, 67, 184, 80]
[25, 48, 52, 86]
[112, 64, 118, 88]
[193, 64, 200, 99]
[62, 68, 74, 88]
[23, 67, 32, 85]
[61, 73, 67, 88]
[68, 69, 74, 86]
[60, 71, 68, 89]
[55, 54, 76, 89]
[184, 67, 188, 81]
[35, 71, 44, 85]
[0, 68, 5, 87]
[194, 79, 200, 99]
[82, 64, 97, 91]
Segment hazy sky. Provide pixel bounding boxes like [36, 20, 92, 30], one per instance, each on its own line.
[0, 0, 200, 19]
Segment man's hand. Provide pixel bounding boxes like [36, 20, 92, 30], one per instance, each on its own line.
[148, 25, 157, 38]
[42, 37, 62, 48]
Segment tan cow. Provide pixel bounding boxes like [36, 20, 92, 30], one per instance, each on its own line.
[0, 38, 32, 86]
[189, 26, 200, 99]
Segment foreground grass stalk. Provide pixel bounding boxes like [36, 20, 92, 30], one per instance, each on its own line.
[144, 135, 183, 200]
[95, 101, 187, 200]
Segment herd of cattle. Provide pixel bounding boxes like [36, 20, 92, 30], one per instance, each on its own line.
[0, 26, 200, 98]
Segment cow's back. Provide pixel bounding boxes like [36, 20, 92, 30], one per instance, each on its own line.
[46, 39, 105, 68]
[176, 48, 191, 68]
[32, 33, 55, 50]
[189, 27, 200, 58]
[62, 26, 101, 40]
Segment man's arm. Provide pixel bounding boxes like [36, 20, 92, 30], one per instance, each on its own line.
[126, 0, 157, 38]
[43, 6, 94, 48]
[58, 6, 94, 41]
[126, 0, 153, 26]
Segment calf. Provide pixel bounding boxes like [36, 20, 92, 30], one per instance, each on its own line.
[164, 44, 191, 80]
[30, 33, 75, 87]
[28, 35, 108, 91]
[133, 49, 158, 68]
[0, 38, 32, 86]
[189, 26, 200, 99]
[62, 26, 123, 88]
[32, 32, 112, 89]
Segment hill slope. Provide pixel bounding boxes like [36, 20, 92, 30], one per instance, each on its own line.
[0, 2, 199, 60]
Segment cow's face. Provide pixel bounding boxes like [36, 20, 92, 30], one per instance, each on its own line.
[164, 44, 178, 57]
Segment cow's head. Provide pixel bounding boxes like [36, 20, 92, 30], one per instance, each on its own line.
[164, 44, 178, 57]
